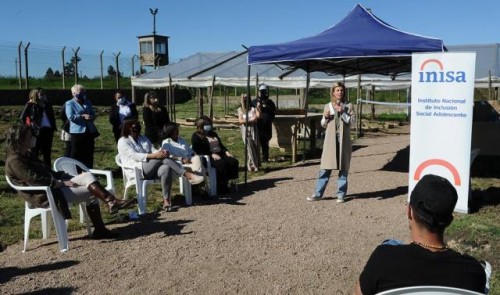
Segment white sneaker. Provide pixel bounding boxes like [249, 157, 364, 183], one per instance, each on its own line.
[336, 196, 345, 203]
[307, 195, 322, 202]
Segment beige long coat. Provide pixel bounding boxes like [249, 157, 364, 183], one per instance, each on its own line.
[319, 102, 354, 171]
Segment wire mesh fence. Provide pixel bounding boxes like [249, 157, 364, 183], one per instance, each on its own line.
[0, 41, 140, 89]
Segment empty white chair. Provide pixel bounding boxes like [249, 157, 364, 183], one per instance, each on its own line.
[5, 175, 88, 252]
[115, 155, 192, 215]
[375, 285, 483, 295]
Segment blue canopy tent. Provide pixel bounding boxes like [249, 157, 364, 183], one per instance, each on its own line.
[248, 3, 445, 77]
[247, 3, 446, 161]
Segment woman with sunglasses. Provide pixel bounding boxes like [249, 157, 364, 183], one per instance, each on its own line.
[118, 119, 204, 211]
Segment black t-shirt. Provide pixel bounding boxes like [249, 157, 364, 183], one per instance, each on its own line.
[359, 243, 486, 294]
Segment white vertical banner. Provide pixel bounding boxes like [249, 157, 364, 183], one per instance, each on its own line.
[409, 52, 476, 213]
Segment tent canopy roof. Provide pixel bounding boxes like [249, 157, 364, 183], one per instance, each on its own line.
[248, 3, 445, 76]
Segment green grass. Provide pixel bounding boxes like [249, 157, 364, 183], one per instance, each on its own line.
[0, 76, 132, 90]
[0, 99, 498, 293]
[0, 100, 291, 247]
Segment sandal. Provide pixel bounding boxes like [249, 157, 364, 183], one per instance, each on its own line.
[163, 201, 173, 212]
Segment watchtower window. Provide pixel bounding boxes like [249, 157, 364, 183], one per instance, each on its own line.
[140, 42, 153, 54]
[155, 43, 166, 54]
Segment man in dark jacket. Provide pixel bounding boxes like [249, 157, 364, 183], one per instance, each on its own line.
[252, 84, 276, 163]
[109, 90, 138, 142]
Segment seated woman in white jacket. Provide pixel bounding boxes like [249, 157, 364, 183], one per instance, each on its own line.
[117, 120, 204, 212]
[160, 122, 204, 175]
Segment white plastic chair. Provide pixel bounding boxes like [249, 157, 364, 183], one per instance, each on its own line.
[5, 175, 87, 253]
[53, 157, 115, 225]
[53, 157, 115, 194]
[375, 285, 483, 295]
[201, 155, 217, 197]
[115, 155, 192, 215]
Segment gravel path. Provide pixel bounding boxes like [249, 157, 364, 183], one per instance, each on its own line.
[0, 131, 411, 295]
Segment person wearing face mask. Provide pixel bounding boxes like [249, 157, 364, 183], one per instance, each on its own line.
[252, 84, 276, 163]
[191, 116, 239, 195]
[238, 93, 261, 172]
[142, 90, 170, 146]
[65, 84, 100, 169]
[118, 120, 204, 212]
[19, 87, 57, 167]
[307, 82, 354, 203]
[109, 90, 138, 142]
[5, 124, 137, 239]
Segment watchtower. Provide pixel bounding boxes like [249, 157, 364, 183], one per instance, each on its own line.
[137, 8, 169, 68]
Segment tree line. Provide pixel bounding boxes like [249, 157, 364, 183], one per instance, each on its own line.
[43, 56, 146, 80]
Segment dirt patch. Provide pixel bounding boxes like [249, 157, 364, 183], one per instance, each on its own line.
[0, 133, 412, 294]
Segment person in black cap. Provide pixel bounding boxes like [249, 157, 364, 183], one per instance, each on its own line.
[354, 174, 489, 295]
[252, 84, 276, 163]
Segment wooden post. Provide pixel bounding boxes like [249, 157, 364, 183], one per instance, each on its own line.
[489, 71, 492, 101]
[23, 42, 30, 90]
[61, 46, 66, 89]
[73, 47, 80, 86]
[17, 42, 22, 89]
[209, 75, 215, 120]
[131, 86, 136, 104]
[99, 51, 104, 89]
[370, 85, 375, 120]
[114, 51, 121, 89]
[197, 88, 203, 118]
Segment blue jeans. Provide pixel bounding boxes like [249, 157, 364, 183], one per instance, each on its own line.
[313, 169, 348, 198]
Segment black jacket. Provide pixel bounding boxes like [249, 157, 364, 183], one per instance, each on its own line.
[19, 101, 57, 132]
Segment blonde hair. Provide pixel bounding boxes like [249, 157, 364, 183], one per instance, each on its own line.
[71, 84, 85, 96]
[330, 82, 346, 102]
[28, 89, 40, 103]
[240, 94, 250, 111]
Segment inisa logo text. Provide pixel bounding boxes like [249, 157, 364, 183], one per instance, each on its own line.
[418, 59, 466, 83]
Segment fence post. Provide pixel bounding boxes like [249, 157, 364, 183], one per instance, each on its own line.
[17, 42, 23, 89]
[100, 51, 104, 89]
[73, 47, 80, 85]
[61, 46, 66, 89]
[24, 42, 31, 90]
[114, 51, 121, 89]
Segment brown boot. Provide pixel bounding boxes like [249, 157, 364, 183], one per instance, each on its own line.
[85, 204, 118, 239]
[87, 181, 137, 214]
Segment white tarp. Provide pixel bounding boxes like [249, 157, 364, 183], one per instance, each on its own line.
[131, 44, 499, 90]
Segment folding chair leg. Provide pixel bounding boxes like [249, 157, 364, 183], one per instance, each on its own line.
[138, 183, 148, 215]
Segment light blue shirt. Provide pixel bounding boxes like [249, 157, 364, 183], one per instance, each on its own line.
[161, 137, 194, 159]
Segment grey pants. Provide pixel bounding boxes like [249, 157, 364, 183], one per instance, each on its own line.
[142, 158, 186, 200]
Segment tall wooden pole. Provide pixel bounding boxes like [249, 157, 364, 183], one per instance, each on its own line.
[73, 47, 80, 85]
[61, 46, 66, 89]
[114, 51, 121, 89]
[17, 42, 23, 89]
[100, 51, 104, 89]
[23, 42, 30, 89]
